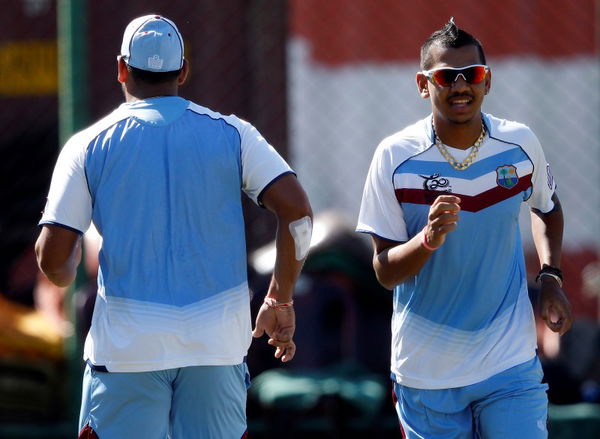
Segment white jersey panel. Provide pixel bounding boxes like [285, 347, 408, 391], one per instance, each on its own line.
[509, 124, 557, 213]
[39, 113, 128, 234]
[391, 283, 537, 389]
[356, 124, 430, 242]
[84, 282, 251, 372]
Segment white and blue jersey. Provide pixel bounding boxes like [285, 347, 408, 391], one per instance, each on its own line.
[357, 113, 556, 390]
[40, 96, 293, 372]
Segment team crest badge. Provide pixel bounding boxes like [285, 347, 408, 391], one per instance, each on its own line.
[496, 165, 518, 189]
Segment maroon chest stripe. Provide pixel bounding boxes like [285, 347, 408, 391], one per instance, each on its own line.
[395, 174, 532, 212]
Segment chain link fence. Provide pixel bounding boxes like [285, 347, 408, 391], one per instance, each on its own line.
[1, 0, 599, 436]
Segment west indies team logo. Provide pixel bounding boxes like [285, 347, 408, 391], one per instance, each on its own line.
[496, 165, 519, 189]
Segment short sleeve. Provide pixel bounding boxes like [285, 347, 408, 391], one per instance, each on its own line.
[523, 130, 556, 213]
[39, 134, 92, 234]
[237, 120, 293, 205]
[356, 142, 408, 242]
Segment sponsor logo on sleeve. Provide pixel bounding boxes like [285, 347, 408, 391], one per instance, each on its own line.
[546, 164, 554, 190]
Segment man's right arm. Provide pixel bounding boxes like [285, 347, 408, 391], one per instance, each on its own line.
[35, 225, 82, 287]
[35, 135, 90, 288]
[372, 194, 461, 289]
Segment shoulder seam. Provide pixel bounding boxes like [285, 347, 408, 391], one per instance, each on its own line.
[185, 105, 242, 144]
[391, 142, 436, 189]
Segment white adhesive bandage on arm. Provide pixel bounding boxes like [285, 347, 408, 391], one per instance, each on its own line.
[288, 216, 312, 261]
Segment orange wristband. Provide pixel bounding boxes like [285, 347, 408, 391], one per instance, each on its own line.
[421, 230, 439, 251]
[264, 297, 294, 310]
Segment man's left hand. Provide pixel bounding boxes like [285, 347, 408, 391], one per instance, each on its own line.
[538, 280, 572, 336]
[252, 303, 296, 362]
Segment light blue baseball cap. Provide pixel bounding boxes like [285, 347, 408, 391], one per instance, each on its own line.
[120, 15, 184, 72]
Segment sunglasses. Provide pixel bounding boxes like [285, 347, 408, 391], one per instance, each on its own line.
[421, 64, 489, 87]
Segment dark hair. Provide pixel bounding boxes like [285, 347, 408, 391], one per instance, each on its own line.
[420, 18, 486, 70]
[127, 64, 182, 85]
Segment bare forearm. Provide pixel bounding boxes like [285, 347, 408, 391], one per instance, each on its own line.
[260, 174, 313, 302]
[42, 266, 77, 287]
[269, 218, 308, 302]
[35, 225, 82, 287]
[36, 246, 80, 287]
[373, 195, 461, 290]
[374, 232, 433, 289]
[252, 215, 303, 363]
[531, 195, 563, 268]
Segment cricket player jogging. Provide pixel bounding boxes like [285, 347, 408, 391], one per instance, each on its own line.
[35, 15, 312, 438]
[356, 19, 572, 438]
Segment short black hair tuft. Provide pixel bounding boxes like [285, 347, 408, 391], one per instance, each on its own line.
[420, 18, 486, 70]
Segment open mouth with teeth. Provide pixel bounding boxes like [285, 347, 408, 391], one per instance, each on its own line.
[449, 96, 473, 106]
[448, 95, 475, 113]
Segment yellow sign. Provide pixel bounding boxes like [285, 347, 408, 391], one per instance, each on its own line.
[0, 41, 57, 96]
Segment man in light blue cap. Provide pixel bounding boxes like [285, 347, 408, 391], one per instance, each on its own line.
[36, 14, 313, 438]
[120, 15, 184, 72]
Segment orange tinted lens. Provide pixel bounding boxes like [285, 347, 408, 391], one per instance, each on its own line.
[431, 70, 454, 87]
[466, 66, 486, 84]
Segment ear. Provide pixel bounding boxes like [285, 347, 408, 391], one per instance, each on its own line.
[416, 72, 430, 98]
[484, 69, 492, 95]
[117, 56, 128, 83]
[177, 59, 189, 85]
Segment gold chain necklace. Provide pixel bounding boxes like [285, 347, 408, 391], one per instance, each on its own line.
[434, 123, 486, 171]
